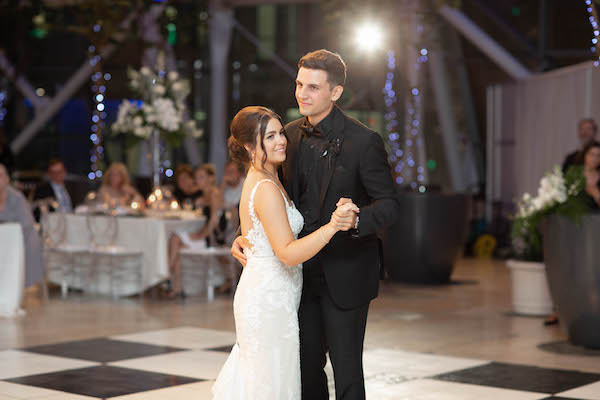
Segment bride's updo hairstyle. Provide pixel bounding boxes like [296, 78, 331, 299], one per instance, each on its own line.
[228, 106, 285, 170]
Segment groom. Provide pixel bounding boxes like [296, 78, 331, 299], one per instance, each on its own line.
[233, 49, 400, 399]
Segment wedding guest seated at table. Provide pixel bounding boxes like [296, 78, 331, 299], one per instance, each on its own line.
[563, 118, 598, 173]
[166, 163, 224, 299]
[0, 163, 44, 289]
[98, 162, 144, 208]
[33, 159, 75, 214]
[172, 164, 203, 209]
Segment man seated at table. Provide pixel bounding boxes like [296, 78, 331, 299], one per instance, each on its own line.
[34, 159, 74, 214]
[0, 163, 43, 289]
[563, 118, 598, 173]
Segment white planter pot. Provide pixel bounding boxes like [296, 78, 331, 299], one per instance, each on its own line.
[506, 260, 553, 316]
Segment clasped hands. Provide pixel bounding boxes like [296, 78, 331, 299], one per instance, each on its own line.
[329, 197, 359, 232]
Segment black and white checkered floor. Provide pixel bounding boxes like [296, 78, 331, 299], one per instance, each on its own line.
[2, 326, 600, 399]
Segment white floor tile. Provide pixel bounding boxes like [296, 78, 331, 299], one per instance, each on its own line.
[108, 381, 214, 400]
[0, 381, 99, 399]
[0, 351, 99, 380]
[108, 350, 228, 380]
[362, 348, 489, 379]
[365, 378, 546, 400]
[555, 380, 600, 399]
[110, 327, 236, 350]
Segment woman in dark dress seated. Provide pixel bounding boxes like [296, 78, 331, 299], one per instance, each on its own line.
[172, 164, 203, 209]
[166, 164, 224, 298]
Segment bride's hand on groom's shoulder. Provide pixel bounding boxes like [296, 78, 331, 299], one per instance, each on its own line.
[232, 236, 252, 267]
[330, 198, 359, 232]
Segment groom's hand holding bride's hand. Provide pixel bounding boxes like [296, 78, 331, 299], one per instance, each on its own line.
[331, 198, 360, 232]
[232, 236, 251, 267]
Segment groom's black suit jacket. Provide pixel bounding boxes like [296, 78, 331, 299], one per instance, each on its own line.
[283, 105, 400, 310]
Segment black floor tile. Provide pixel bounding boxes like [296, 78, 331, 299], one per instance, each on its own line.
[538, 340, 600, 356]
[204, 344, 235, 353]
[538, 398, 586, 400]
[22, 338, 186, 363]
[5, 365, 201, 398]
[432, 362, 600, 394]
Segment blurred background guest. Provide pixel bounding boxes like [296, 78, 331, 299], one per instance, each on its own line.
[220, 159, 244, 212]
[578, 140, 600, 209]
[563, 118, 598, 173]
[219, 159, 244, 246]
[98, 162, 144, 207]
[172, 164, 203, 209]
[33, 159, 74, 212]
[0, 128, 15, 177]
[0, 163, 43, 288]
[166, 163, 224, 298]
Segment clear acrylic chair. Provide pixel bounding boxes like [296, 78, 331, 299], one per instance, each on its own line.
[86, 214, 143, 299]
[38, 201, 90, 299]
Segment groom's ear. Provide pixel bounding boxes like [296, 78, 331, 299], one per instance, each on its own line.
[331, 85, 343, 102]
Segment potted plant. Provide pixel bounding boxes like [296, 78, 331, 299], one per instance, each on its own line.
[509, 166, 586, 316]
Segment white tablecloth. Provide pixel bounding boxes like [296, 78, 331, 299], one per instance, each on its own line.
[45, 214, 204, 296]
[0, 223, 25, 316]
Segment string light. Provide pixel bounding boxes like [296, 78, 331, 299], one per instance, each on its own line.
[0, 91, 7, 124]
[382, 50, 404, 185]
[87, 25, 107, 181]
[585, 0, 600, 67]
[396, 20, 429, 192]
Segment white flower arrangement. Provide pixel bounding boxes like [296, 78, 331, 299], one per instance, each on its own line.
[512, 165, 587, 261]
[111, 66, 203, 143]
[516, 166, 569, 218]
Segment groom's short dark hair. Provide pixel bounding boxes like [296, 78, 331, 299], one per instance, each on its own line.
[298, 49, 347, 89]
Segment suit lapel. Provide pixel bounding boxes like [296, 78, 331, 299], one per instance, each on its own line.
[319, 108, 345, 207]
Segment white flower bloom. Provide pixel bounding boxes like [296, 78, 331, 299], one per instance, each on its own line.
[133, 116, 143, 126]
[152, 98, 180, 132]
[133, 127, 146, 138]
[152, 84, 166, 96]
[172, 82, 184, 92]
[168, 71, 179, 81]
[140, 66, 152, 76]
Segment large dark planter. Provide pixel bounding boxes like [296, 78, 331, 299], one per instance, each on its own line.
[543, 215, 600, 349]
[382, 192, 470, 283]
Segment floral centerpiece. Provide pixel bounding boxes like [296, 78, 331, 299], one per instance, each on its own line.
[511, 166, 588, 261]
[111, 66, 202, 146]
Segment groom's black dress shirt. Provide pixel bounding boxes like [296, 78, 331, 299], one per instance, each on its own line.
[297, 107, 339, 295]
[297, 107, 338, 237]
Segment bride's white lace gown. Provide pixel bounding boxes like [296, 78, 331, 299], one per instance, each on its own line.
[212, 179, 304, 399]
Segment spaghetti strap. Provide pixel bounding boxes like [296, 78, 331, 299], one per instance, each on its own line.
[248, 179, 290, 222]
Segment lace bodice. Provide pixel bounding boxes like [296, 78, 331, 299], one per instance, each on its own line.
[245, 179, 304, 260]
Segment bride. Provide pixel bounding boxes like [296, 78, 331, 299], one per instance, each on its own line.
[212, 106, 358, 399]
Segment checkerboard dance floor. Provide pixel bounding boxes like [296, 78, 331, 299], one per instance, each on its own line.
[2, 327, 600, 399]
